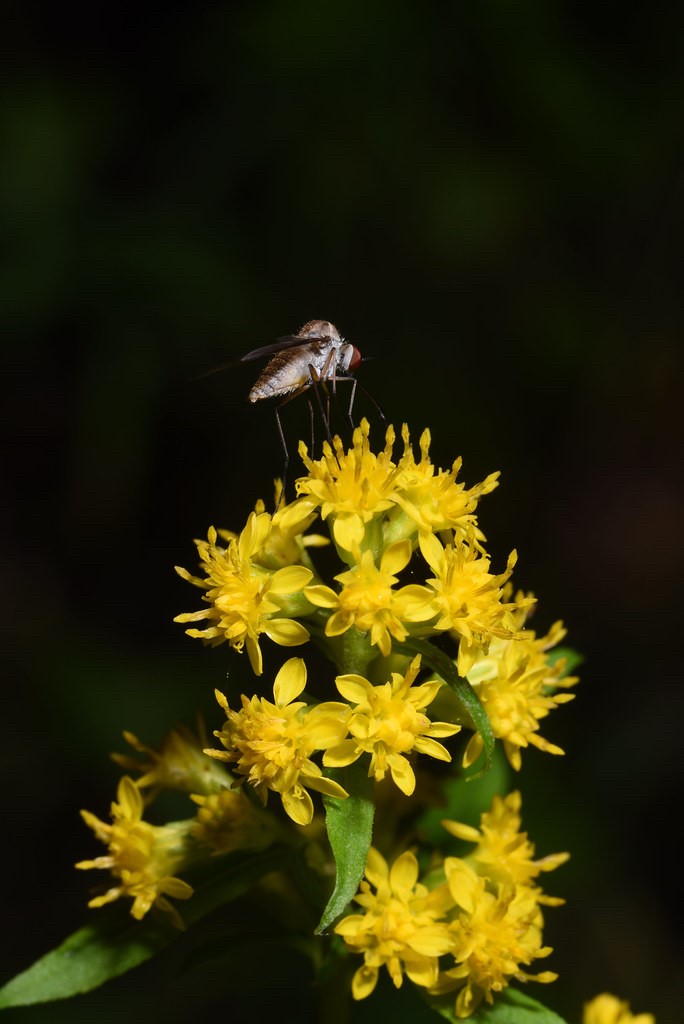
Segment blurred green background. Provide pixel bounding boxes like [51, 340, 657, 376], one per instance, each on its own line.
[2, 2, 682, 1021]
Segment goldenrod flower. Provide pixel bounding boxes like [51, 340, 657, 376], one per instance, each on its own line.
[296, 419, 402, 552]
[323, 655, 461, 795]
[220, 493, 327, 571]
[438, 860, 557, 1018]
[112, 723, 232, 799]
[305, 541, 422, 657]
[334, 847, 454, 999]
[76, 777, 194, 928]
[206, 658, 350, 826]
[175, 516, 313, 675]
[462, 601, 577, 771]
[190, 789, 276, 855]
[396, 533, 527, 675]
[442, 791, 569, 903]
[393, 424, 500, 543]
[583, 993, 655, 1024]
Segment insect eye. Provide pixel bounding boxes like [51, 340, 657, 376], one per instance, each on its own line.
[348, 345, 362, 371]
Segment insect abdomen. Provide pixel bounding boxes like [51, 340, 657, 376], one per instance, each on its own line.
[248, 351, 311, 402]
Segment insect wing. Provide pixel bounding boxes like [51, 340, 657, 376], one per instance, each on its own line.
[193, 337, 312, 379]
[240, 337, 315, 363]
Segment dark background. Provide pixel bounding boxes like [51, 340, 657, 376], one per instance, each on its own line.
[2, 2, 682, 1021]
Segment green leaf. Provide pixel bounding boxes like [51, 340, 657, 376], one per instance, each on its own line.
[398, 638, 495, 779]
[427, 986, 569, 1024]
[316, 759, 375, 934]
[0, 847, 289, 1009]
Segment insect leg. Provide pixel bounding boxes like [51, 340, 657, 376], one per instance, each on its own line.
[273, 403, 290, 511]
[334, 376, 386, 426]
[307, 393, 315, 453]
[346, 376, 358, 426]
[307, 363, 336, 457]
[273, 382, 315, 508]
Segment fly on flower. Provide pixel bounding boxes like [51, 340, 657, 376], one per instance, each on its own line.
[199, 319, 382, 501]
[243, 320, 369, 475]
[245, 319, 362, 408]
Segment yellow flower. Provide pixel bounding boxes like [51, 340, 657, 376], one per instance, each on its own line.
[437, 860, 557, 1018]
[296, 419, 402, 552]
[583, 993, 655, 1024]
[335, 847, 454, 999]
[220, 493, 327, 571]
[462, 600, 578, 771]
[305, 541, 422, 657]
[323, 655, 461, 795]
[174, 515, 313, 675]
[206, 658, 350, 826]
[392, 424, 500, 543]
[76, 777, 194, 928]
[396, 533, 528, 675]
[112, 723, 232, 799]
[190, 789, 276, 855]
[442, 791, 569, 903]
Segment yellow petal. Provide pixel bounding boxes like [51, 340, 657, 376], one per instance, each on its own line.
[388, 754, 415, 795]
[246, 636, 263, 676]
[304, 773, 349, 800]
[323, 739, 360, 768]
[389, 850, 419, 895]
[273, 657, 307, 706]
[270, 564, 313, 594]
[281, 788, 314, 826]
[442, 820, 481, 843]
[335, 674, 372, 704]
[380, 539, 413, 576]
[304, 584, 339, 609]
[418, 531, 445, 573]
[263, 618, 310, 647]
[352, 965, 378, 1000]
[332, 513, 365, 552]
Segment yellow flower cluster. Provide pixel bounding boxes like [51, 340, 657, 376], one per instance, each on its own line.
[71, 418, 615, 1024]
[462, 590, 578, 771]
[176, 420, 512, 673]
[83, 423, 579, 942]
[77, 725, 277, 925]
[583, 994, 655, 1024]
[335, 791, 566, 1018]
[170, 420, 579, 829]
[205, 654, 460, 824]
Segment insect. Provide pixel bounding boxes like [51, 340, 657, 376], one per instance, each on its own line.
[242, 320, 370, 491]
[197, 319, 380, 503]
[246, 318, 360, 407]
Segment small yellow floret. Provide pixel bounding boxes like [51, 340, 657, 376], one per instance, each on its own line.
[396, 535, 527, 675]
[174, 515, 313, 675]
[323, 655, 461, 795]
[296, 419, 402, 552]
[438, 861, 557, 1018]
[462, 595, 578, 771]
[76, 777, 193, 928]
[393, 424, 500, 543]
[442, 791, 569, 903]
[335, 847, 454, 999]
[583, 993, 655, 1024]
[206, 658, 350, 825]
[305, 542, 418, 657]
